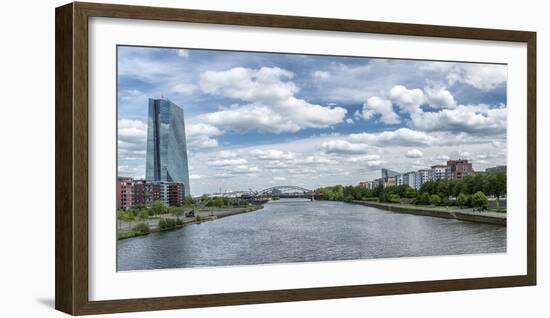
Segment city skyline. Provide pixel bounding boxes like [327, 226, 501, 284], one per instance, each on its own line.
[117, 46, 507, 195]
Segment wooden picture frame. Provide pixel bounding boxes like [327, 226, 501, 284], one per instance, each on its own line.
[55, 2, 536, 315]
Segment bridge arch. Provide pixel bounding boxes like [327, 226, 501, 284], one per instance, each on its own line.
[257, 185, 312, 195]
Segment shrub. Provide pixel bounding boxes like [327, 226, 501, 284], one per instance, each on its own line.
[132, 223, 150, 235]
[388, 194, 400, 203]
[471, 191, 488, 210]
[138, 210, 149, 221]
[430, 194, 442, 206]
[344, 195, 354, 202]
[416, 192, 431, 205]
[158, 218, 176, 230]
[175, 218, 183, 226]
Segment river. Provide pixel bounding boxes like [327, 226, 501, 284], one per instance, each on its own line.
[117, 199, 506, 271]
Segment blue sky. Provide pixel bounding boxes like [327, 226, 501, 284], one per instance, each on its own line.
[117, 45, 507, 195]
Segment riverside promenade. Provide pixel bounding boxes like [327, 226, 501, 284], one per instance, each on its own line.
[117, 205, 264, 239]
[351, 200, 506, 226]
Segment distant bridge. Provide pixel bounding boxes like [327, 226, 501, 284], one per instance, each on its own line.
[255, 185, 319, 199]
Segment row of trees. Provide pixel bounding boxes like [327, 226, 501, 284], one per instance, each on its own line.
[418, 172, 506, 208]
[316, 172, 506, 210]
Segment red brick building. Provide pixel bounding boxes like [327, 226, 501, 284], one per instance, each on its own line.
[117, 177, 184, 209]
[116, 177, 134, 210]
[133, 179, 161, 207]
[446, 159, 475, 179]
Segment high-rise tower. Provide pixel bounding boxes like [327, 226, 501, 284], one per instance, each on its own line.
[145, 98, 190, 196]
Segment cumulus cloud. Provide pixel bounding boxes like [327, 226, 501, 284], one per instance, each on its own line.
[405, 148, 423, 158]
[312, 70, 330, 80]
[345, 154, 381, 163]
[409, 104, 507, 135]
[186, 123, 222, 150]
[431, 154, 450, 162]
[389, 85, 425, 114]
[199, 67, 347, 133]
[320, 140, 370, 154]
[348, 128, 435, 147]
[421, 62, 507, 91]
[118, 119, 147, 157]
[251, 149, 294, 160]
[424, 86, 456, 109]
[208, 158, 248, 167]
[360, 96, 400, 124]
[171, 83, 197, 94]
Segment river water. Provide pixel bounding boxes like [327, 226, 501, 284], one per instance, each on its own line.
[117, 199, 506, 271]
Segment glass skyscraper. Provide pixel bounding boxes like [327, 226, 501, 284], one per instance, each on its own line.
[145, 98, 191, 197]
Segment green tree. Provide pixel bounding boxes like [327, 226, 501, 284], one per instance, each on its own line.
[404, 186, 417, 199]
[138, 210, 149, 221]
[417, 192, 431, 205]
[471, 191, 488, 210]
[151, 200, 167, 215]
[485, 172, 506, 208]
[457, 193, 468, 208]
[430, 194, 442, 206]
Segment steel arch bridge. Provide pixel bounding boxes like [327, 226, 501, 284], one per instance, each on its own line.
[257, 185, 312, 196]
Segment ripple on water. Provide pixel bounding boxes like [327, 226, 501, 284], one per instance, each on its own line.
[117, 200, 506, 271]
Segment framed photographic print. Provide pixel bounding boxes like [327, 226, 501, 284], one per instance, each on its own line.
[55, 2, 536, 315]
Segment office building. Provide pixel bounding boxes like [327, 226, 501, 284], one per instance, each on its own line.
[158, 181, 185, 207]
[446, 159, 474, 179]
[415, 169, 431, 190]
[133, 179, 161, 207]
[431, 165, 447, 181]
[146, 98, 191, 196]
[116, 177, 134, 210]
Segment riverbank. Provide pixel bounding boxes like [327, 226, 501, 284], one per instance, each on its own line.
[117, 205, 264, 240]
[350, 200, 506, 226]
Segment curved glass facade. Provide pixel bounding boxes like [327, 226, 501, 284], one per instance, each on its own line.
[145, 98, 190, 196]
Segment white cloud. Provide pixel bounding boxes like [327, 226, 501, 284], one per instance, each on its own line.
[405, 148, 423, 158]
[208, 158, 248, 167]
[424, 86, 456, 109]
[117, 119, 147, 158]
[409, 104, 507, 135]
[217, 150, 239, 158]
[186, 123, 222, 138]
[251, 149, 294, 160]
[348, 128, 435, 147]
[176, 49, 189, 57]
[346, 118, 354, 124]
[189, 174, 202, 180]
[389, 85, 425, 114]
[345, 154, 381, 163]
[361, 96, 400, 124]
[450, 150, 472, 160]
[199, 67, 347, 133]
[273, 176, 287, 181]
[320, 140, 369, 154]
[186, 123, 222, 150]
[171, 83, 197, 94]
[421, 62, 507, 91]
[431, 154, 450, 162]
[312, 70, 330, 80]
